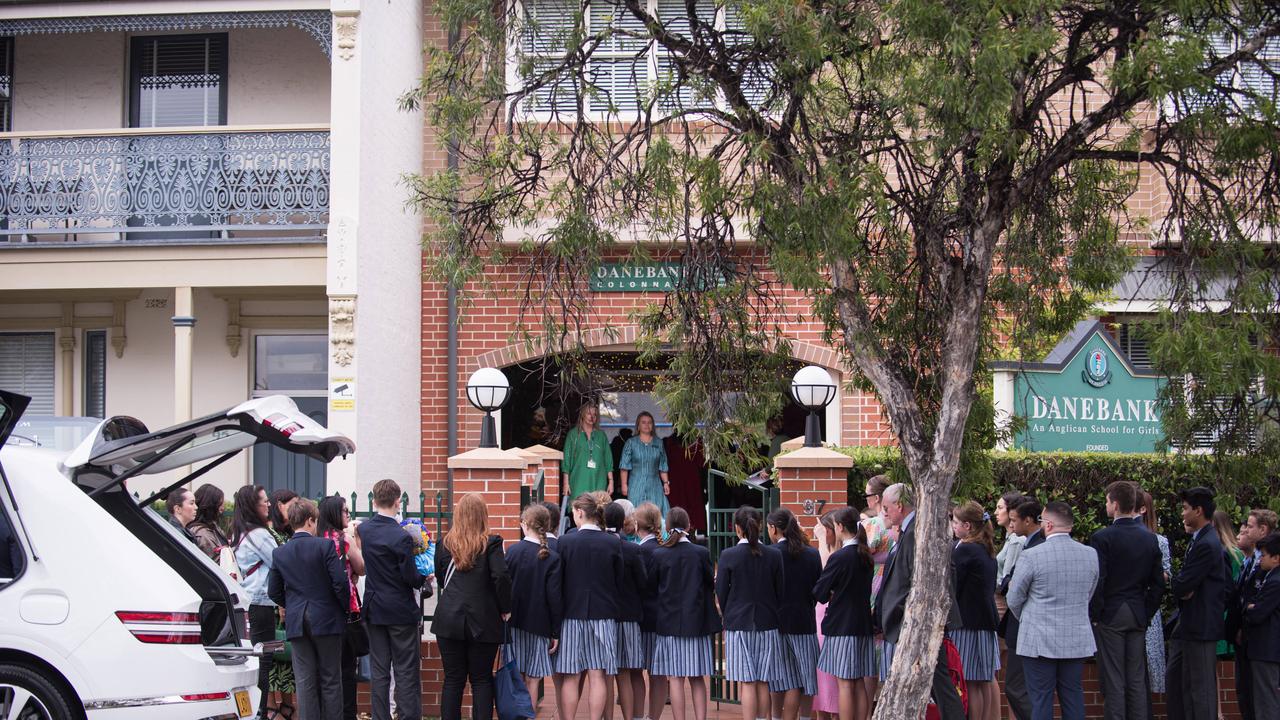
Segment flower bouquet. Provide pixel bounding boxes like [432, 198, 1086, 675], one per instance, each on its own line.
[401, 518, 435, 576]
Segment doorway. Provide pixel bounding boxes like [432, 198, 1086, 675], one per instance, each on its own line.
[251, 334, 327, 498]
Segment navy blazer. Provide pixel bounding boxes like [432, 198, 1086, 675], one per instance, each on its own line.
[953, 541, 998, 632]
[1089, 517, 1165, 626]
[715, 542, 785, 632]
[615, 533, 648, 623]
[638, 536, 662, 632]
[1243, 568, 1280, 663]
[268, 531, 350, 639]
[431, 535, 512, 643]
[651, 540, 722, 637]
[1171, 524, 1228, 641]
[814, 543, 874, 637]
[558, 527, 624, 620]
[1227, 552, 1265, 642]
[506, 538, 564, 639]
[359, 515, 427, 626]
[776, 539, 821, 635]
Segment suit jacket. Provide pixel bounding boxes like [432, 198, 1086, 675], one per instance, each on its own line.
[558, 527, 624, 620]
[1170, 524, 1227, 641]
[776, 539, 822, 635]
[1226, 551, 1263, 643]
[1242, 568, 1280, 663]
[953, 541, 998, 631]
[650, 540, 722, 637]
[359, 514, 427, 626]
[638, 536, 662, 632]
[716, 542, 785, 632]
[505, 538, 564, 638]
[617, 533, 648, 623]
[998, 527, 1045, 638]
[267, 531, 351, 639]
[815, 543, 875, 636]
[431, 535, 512, 643]
[1007, 533, 1099, 659]
[874, 513, 960, 643]
[1089, 517, 1165, 627]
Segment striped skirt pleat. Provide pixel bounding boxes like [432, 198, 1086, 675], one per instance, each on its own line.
[616, 621, 646, 670]
[554, 618, 619, 675]
[947, 628, 996, 681]
[769, 633, 820, 696]
[508, 627, 554, 678]
[816, 634, 877, 680]
[724, 630, 783, 683]
[650, 634, 713, 677]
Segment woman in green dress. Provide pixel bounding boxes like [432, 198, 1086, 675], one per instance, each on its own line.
[1214, 509, 1246, 657]
[619, 412, 670, 518]
[563, 404, 613, 495]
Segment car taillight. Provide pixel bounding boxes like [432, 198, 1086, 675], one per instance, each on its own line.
[180, 692, 230, 702]
[115, 610, 203, 645]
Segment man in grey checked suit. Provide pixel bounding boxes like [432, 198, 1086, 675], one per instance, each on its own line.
[1007, 501, 1099, 720]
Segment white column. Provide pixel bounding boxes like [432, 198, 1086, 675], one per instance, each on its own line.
[993, 369, 1015, 450]
[173, 286, 194, 424]
[58, 303, 75, 416]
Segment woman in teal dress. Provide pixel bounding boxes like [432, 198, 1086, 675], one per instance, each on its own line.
[563, 404, 613, 495]
[619, 412, 670, 518]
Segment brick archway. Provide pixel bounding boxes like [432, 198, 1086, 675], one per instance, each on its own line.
[470, 325, 847, 373]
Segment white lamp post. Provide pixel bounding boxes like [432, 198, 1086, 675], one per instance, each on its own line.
[790, 365, 836, 447]
[466, 367, 511, 449]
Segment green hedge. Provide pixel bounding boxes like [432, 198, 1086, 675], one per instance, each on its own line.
[837, 447, 1280, 561]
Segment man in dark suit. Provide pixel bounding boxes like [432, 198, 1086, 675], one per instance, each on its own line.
[999, 497, 1045, 720]
[268, 498, 350, 720]
[1166, 486, 1227, 720]
[1226, 508, 1277, 720]
[1089, 481, 1165, 720]
[875, 483, 965, 720]
[1242, 533, 1280, 720]
[360, 479, 428, 720]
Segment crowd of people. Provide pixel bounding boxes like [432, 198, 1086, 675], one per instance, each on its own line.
[165, 470, 1280, 720]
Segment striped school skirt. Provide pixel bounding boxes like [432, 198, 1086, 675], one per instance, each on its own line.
[816, 634, 876, 680]
[555, 618, 618, 675]
[948, 628, 998, 681]
[641, 631, 658, 671]
[880, 640, 895, 681]
[651, 634, 713, 677]
[724, 630, 782, 683]
[769, 633, 820, 696]
[617, 621, 646, 670]
[509, 627, 554, 678]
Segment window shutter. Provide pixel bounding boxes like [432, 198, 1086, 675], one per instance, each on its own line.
[132, 34, 227, 127]
[0, 333, 55, 415]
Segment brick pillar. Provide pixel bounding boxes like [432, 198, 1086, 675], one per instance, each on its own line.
[773, 446, 853, 528]
[524, 444, 563, 503]
[446, 447, 527, 541]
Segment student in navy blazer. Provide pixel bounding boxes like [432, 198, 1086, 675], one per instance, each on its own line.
[766, 507, 823, 720]
[650, 506, 721, 720]
[1167, 487, 1227, 720]
[268, 499, 349, 720]
[556, 493, 625, 720]
[605, 501, 650, 720]
[633, 502, 667, 720]
[812, 506, 875, 720]
[1243, 533, 1280, 720]
[716, 506, 785, 720]
[360, 480, 428, 720]
[507, 504, 563, 714]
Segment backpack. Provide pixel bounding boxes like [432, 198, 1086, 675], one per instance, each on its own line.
[925, 638, 969, 720]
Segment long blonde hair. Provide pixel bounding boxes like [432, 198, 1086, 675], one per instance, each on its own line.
[444, 493, 489, 571]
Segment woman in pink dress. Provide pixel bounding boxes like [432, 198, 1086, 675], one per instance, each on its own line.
[811, 512, 841, 719]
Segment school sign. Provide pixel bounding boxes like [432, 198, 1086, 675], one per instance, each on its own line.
[993, 320, 1165, 452]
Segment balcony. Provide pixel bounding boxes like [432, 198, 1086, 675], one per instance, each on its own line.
[0, 126, 329, 244]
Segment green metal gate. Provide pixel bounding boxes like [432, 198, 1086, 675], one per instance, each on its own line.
[706, 469, 779, 705]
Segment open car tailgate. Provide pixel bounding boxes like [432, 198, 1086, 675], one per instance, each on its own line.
[62, 395, 355, 478]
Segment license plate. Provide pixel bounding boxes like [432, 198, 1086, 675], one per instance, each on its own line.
[234, 689, 252, 717]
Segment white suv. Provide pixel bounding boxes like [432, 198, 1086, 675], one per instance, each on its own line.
[0, 391, 355, 719]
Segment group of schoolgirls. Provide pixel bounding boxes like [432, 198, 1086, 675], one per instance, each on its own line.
[504, 491, 883, 720]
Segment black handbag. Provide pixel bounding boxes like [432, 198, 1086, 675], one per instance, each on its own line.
[345, 612, 370, 656]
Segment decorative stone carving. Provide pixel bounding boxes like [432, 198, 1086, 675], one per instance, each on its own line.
[111, 300, 127, 358]
[334, 13, 358, 61]
[225, 299, 243, 358]
[330, 297, 356, 367]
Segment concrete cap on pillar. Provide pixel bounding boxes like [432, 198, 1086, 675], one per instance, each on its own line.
[773, 446, 854, 469]
[523, 444, 565, 461]
[447, 447, 527, 469]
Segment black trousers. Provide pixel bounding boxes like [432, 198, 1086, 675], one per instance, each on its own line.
[249, 604, 277, 717]
[1166, 638, 1217, 720]
[1003, 617, 1033, 720]
[369, 623, 422, 720]
[292, 632, 344, 720]
[341, 632, 358, 720]
[438, 635, 500, 720]
[1236, 645, 1255, 720]
[1093, 607, 1148, 720]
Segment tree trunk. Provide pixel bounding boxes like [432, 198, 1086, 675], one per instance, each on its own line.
[871, 462, 958, 720]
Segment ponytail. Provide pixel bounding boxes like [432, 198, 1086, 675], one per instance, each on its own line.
[572, 491, 609, 525]
[662, 507, 691, 548]
[520, 504, 553, 561]
[767, 507, 807, 557]
[734, 505, 762, 556]
[834, 506, 872, 569]
[954, 500, 996, 557]
[604, 502, 626, 543]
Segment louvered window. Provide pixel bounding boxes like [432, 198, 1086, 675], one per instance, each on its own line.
[518, 0, 770, 116]
[1115, 323, 1152, 369]
[1172, 31, 1279, 118]
[83, 330, 106, 418]
[0, 333, 55, 415]
[130, 34, 228, 128]
[0, 37, 13, 132]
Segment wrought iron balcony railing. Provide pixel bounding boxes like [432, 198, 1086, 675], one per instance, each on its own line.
[0, 126, 329, 242]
